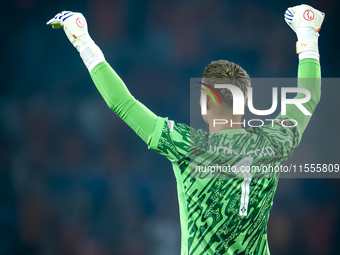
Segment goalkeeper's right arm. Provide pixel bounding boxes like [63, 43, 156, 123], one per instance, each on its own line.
[47, 11, 162, 147]
[90, 61, 163, 146]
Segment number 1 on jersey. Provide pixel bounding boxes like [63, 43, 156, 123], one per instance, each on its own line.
[232, 157, 254, 216]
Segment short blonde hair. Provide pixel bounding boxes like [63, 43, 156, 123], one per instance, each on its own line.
[202, 60, 250, 106]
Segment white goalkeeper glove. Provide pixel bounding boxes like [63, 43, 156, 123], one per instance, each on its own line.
[284, 4, 325, 61]
[47, 11, 105, 72]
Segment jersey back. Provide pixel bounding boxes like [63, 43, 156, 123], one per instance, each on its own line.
[150, 118, 300, 255]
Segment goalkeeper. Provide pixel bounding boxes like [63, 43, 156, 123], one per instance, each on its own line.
[47, 5, 324, 255]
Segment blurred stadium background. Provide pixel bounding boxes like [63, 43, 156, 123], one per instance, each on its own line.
[1, 0, 340, 254]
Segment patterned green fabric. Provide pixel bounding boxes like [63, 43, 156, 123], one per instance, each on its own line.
[150, 120, 300, 255]
[90, 59, 321, 255]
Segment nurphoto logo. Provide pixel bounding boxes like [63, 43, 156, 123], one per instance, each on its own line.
[200, 83, 312, 128]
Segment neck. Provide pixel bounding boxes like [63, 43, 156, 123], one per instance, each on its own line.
[208, 113, 244, 135]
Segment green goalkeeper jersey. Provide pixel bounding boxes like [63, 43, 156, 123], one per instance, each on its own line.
[89, 59, 321, 255]
[147, 118, 298, 255]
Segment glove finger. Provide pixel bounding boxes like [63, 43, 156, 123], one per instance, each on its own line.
[53, 11, 67, 18]
[287, 8, 295, 15]
[285, 13, 293, 22]
[288, 6, 298, 15]
[47, 19, 64, 29]
[285, 10, 293, 18]
[46, 18, 57, 25]
[47, 19, 62, 26]
[47, 18, 62, 24]
[48, 11, 70, 24]
[55, 11, 72, 20]
[47, 15, 63, 25]
[61, 13, 73, 22]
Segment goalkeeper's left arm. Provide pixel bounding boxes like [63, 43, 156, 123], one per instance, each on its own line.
[47, 11, 163, 147]
[277, 4, 325, 144]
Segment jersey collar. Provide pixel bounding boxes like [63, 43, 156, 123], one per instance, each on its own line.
[215, 129, 247, 135]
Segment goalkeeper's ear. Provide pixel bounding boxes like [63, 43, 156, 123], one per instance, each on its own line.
[206, 95, 212, 112]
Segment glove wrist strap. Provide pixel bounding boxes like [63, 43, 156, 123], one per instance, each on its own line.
[296, 38, 319, 61]
[77, 42, 105, 72]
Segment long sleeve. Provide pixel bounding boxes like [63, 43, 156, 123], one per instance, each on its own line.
[276, 58, 321, 143]
[90, 61, 164, 146]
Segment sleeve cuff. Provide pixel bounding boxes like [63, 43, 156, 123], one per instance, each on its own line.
[149, 117, 167, 151]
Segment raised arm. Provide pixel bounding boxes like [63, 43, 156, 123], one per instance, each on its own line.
[47, 11, 164, 146]
[277, 5, 324, 143]
[90, 62, 164, 145]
